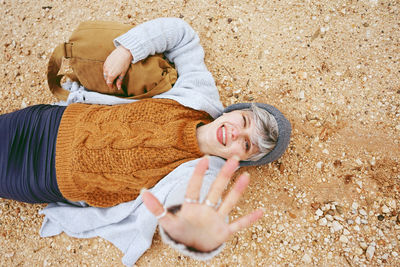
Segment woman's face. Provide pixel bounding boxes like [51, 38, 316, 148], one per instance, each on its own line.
[197, 110, 260, 160]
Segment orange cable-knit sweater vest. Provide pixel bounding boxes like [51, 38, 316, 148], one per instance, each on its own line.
[55, 99, 212, 207]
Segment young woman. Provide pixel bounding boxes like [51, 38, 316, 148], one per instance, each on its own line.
[0, 18, 291, 264]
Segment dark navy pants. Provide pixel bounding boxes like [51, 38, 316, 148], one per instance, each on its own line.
[0, 104, 67, 203]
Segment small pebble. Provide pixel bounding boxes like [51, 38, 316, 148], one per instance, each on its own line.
[302, 253, 312, 263]
[366, 245, 375, 260]
[332, 221, 343, 232]
[326, 214, 334, 221]
[319, 217, 327, 226]
[359, 209, 367, 216]
[355, 247, 364, 255]
[359, 242, 368, 250]
[382, 205, 390, 213]
[315, 209, 323, 217]
[339, 235, 348, 243]
[334, 215, 344, 221]
[377, 214, 384, 221]
[291, 244, 300, 251]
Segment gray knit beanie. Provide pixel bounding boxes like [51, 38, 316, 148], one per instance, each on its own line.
[222, 103, 291, 167]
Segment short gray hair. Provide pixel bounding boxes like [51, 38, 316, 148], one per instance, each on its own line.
[247, 104, 278, 161]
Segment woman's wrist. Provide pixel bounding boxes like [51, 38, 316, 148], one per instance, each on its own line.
[116, 45, 133, 61]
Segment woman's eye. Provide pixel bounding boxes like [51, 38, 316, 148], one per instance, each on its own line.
[242, 115, 246, 127]
[245, 140, 250, 151]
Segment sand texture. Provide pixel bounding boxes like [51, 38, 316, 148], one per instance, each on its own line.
[1, 0, 399, 266]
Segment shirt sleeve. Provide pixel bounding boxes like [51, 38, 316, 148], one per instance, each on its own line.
[114, 17, 206, 75]
[113, 18, 224, 118]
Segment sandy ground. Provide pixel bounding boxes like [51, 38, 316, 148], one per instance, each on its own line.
[1, 0, 399, 266]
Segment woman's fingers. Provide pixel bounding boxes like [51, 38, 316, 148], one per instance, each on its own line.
[218, 172, 250, 217]
[205, 156, 239, 206]
[184, 156, 209, 202]
[228, 209, 264, 234]
[103, 67, 117, 90]
[103, 46, 132, 90]
[141, 188, 173, 224]
[116, 74, 125, 91]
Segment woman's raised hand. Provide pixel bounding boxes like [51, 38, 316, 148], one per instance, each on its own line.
[141, 156, 264, 252]
[103, 45, 133, 90]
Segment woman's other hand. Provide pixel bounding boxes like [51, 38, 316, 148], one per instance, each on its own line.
[103, 45, 133, 90]
[141, 156, 264, 252]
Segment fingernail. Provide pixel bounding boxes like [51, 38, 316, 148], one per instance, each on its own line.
[140, 188, 148, 196]
[203, 155, 209, 159]
[232, 155, 240, 161]
[243, 171, 250, 177]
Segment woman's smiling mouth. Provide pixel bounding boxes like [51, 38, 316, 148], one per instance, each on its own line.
[217, 125, 227, 146]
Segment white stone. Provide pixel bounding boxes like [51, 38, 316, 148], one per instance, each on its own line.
[316, 161, 323, 169]
[299, 90, 305, 100]
[382, 253, 389, 260]
[355, 159, 363, 165]
[359, 209, 367, 216]
[343, 229, 350, 235]
[355, 217, 361, 224]
[332, 221, 343, 232]
[382, 205, 390, 213]
[369, 157, 376, 166]
[326, 214, 333, 221]
[359, 242, 368, 250]
[302, 253, 312, 263]
[322, 149, 329, 154]
[319, 217, 328, 226]
[392, 251, 398, 257]
[334, 215, 344, 221]
[20, 100, 27, 109]
[366, 245, 375, 260]
[291, 244, 300, 251]
[388, 199, 397, 209]
[352, 202, 359, 210]
[327, 252, 333, 259]
[355, 247, 364, 255]
[316, 209, 323, 217]
[339, 235, 349, 243]
[277, 225, 284, 232]
[354, 225, 360, 231]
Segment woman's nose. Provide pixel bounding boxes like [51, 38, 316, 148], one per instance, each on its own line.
[231, 127, 239, 140]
